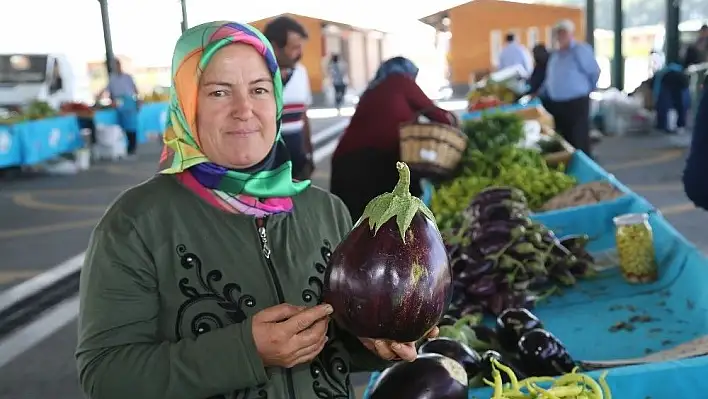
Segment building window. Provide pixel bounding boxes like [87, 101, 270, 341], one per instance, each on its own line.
[527, 27, 539, 48]
[545, 26, 554, 47]
[490, 30, 502, 66]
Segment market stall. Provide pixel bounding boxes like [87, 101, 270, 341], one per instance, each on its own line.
[352, 94, 708, 398]
[0, 100, 169, 170]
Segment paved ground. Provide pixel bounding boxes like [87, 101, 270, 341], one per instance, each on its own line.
[0, 124, 706, 398]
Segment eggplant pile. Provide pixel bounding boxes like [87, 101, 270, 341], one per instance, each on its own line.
[368, 354, 468, 399]
[429, 308, 577, 389]
[324, 162, 452, 342]
[446, 186, 596, 317]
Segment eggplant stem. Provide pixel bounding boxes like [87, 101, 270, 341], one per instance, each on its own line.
[361, 162, 437, 242]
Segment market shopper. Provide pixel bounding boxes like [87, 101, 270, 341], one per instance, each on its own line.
[328, 53, 348, 112]
[526, 44, 551, 110]
[76, 22, 436, 399]
[652, 62, 690, 135]
[682, 81, 708, 210]
[543, 20, 600, 156]
[97, 59, 140, 158]
[263, 16, 314, 180]
[498, 32, 534, 78]
[330, 56, 457, 221]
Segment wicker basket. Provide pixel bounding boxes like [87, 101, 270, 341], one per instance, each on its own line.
[400, 114, 468, 178]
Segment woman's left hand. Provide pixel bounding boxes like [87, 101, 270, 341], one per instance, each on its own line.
[358, 326, 439, 362]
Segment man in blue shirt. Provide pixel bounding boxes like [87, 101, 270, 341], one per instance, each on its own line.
[543, 20, 600, 156]
[498, 33, 533, 78]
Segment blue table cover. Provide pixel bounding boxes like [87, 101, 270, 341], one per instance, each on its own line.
[0, 125, 21, 168]
[364, 193, 708, 399]
[93, 109, 119, 126]
[13, 116, 82, 165]
[137, 102, 168, 143]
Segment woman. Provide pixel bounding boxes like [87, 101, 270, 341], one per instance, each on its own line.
[683, 82, 708, 210]
[75, 22, 435, 399]
[330, 56, 455, 221]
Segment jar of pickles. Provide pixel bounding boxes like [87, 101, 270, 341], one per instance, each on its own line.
[613, 212, 658, 284]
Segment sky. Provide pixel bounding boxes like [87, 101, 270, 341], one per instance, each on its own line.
[0, 0, 470, 67]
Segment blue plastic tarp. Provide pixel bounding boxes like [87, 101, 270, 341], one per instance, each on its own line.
[0, 126, 21, 168]
[364, 193, 708, 399]
[137, 102, 168, 143]
[13, 116, 82, 165]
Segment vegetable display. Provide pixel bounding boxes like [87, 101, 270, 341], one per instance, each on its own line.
[444, 187, 597, 317]
[368, 353, 468, 399]
[323, 162, 452, 342]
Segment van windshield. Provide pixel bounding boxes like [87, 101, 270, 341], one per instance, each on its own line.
[0, 54, 48, 84]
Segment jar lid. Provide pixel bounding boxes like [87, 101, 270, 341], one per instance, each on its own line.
[613, 212, 649, 226]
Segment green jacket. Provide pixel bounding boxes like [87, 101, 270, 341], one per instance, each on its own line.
[76, 175, 389, 399]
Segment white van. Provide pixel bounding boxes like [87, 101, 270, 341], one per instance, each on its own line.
[0, 53, 92, 112]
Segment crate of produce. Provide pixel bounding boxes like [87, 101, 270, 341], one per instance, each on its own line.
[364, 193, 708, 399]
[429, 113, 629, 230]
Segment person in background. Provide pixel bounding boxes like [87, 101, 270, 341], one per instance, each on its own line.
[526, 44, 551, 110]
[328, 54, 348, 112]
[683, 80, 708, 209]
[263, 16, 314, 180]
[543, 19, 600, 156]
[330, 56, 457, 221]
[498, 33, 534, 78]
[96, 59, 140, 159]
[652, 62, 689, 136]
[76, 21, 435, 399]
[683, 25, 708, 69]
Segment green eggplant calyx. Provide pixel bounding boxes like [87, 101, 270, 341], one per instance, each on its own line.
[361, 162, 436, 242]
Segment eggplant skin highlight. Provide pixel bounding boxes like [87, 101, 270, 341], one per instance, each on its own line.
[368, 353, 468, 399]
[323, 162, 453, 342]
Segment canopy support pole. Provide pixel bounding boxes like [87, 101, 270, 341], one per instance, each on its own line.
[585, 0, 595, 48]
[180, 0, 189, 33]
[611, 0, 624, 89]
[665, 0, 681, 64]
[98, 0, 116, 75]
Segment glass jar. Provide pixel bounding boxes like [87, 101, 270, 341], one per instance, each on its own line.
[613, 213, 658, 284]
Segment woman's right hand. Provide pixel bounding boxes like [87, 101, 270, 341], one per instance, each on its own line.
[252, 303, 333, 368]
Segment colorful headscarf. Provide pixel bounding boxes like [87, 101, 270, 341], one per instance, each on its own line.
[364, 56, 419, 93]
[159, 21, 310, 207]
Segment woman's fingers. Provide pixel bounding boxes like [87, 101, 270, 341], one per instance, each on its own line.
[373, 340, 398, 360]
[389, 342, 417, 362]
[288, 335, 328, 367]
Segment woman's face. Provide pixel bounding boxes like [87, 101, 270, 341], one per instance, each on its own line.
[196, 43, 277, 169]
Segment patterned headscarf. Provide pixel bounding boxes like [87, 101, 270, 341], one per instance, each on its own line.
[159, 21, 310, 201]
[364, 56, 419, 93]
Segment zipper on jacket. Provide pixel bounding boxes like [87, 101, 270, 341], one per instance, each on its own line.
[255, 217, 297, 399]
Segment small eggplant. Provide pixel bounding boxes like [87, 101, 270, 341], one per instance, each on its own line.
[496, 308, 544, 351]
[473, 203, 528, 224]
[466, 274, 501, 297]
[518, 328, 576, 377]
[472, 186, 527, 206]
[419, 338, 484, 379]
[559, 234, 595, 262]
[470, 222, 526, 242]
[480, 350, 527, 383]
[438, 315, 458, 327]
[463, 258, 495, 279]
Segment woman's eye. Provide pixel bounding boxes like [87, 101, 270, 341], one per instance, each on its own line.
[253, 87, 269, 95]
[210, 90, 227, 97]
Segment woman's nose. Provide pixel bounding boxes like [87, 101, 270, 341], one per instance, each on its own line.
[229, 92, 254, 120]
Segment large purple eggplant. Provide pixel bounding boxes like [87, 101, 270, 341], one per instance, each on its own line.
[324, 162, 452, 342]
[369, 354, 468, 399]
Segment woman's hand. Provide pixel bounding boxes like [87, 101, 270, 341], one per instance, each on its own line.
[252, 303, 333, 368]
[358, 326, 440, 362]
